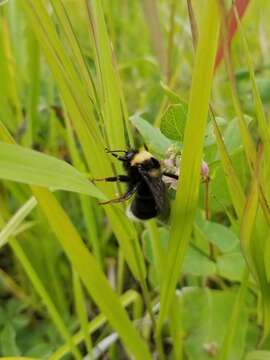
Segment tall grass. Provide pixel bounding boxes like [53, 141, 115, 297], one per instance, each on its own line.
[0, 0, 270, 359]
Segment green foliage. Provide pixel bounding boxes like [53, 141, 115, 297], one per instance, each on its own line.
[160, 104, 187, 141]
[130, 114, 172, 155]
[0, 142, 105, 199]
[0, 0, 269, 359]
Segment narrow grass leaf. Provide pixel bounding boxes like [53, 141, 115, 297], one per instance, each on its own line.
[73, 271, 93, 357]
[32, 187, 151, 360]
[21, 0, 146, 281]
[87, 0, 126, 151]
[50, 290, 141, 360]
[233, 5, 270, 153]
[0, 196, 36, 248]
[218, 269, 249, 360]
[240, 153, 270, 340]
[50, 0, 97, 103]
[158, 1, 220, 329]
[213, 117, 245, 217]
[8, 239, 81, 360]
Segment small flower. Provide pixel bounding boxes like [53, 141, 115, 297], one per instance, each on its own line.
[200, 160, 209, 178]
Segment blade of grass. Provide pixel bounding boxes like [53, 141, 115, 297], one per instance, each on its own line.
[31, 186, 152, 360]
[9, 239, 82, 360]
[0, 196, 36, 248]
[73, 271, 93, 358]
[146, 220, 165, 285]
[65, 114, 102, 266]
[141, 0, 167, 75]
[212, 115, 245, 218]
[21, 0, 146, 282]
[218, 0, 256, 173]
[0, 211, 82, 360]
[233, 3, 270, 151]
[49, 290, 141, 360]
[218, 269, 249, 360]
[24, 28, 40, 147]
[157, 0, 220, 330]
[49, 0, 97, 104]
[85, 0, 126, 152]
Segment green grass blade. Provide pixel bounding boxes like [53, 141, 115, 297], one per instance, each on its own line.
[24, 29, 40, 147]
[32, 187, 152, 360]
[0, 141, 105, 199]
[233, 5, 270, 153]
[49, 0, 97, 103]
[20, 0, 105, 169]
[73, 271, 93, 358]
[157, 0, 220, 330]
[65, 114, 102, 265]
[85, 0, 126, 151]
[212, 116, 245, 217]
[0, 196, 36, 248]
[50, 290, 141, 360]
[3, 235, 81, 360]
[218, 1, 256, 172]
[146, 220, 165, 285]
[21, 0, 146, 281]
[218, 269, 249, 360]
[240, 151, 270, 341]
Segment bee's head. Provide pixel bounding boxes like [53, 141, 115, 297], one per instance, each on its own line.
[106, 148, 160, 171]
[106, 148, 138, 167]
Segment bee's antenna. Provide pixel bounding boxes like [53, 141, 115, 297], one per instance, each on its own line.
[105, 148, 126, 153]
[143, 143, 149, 151]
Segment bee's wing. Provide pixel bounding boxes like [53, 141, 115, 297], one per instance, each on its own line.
[138, 168, 168, 213]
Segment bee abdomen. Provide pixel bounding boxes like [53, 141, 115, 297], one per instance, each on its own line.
[130, 195, 158, 220]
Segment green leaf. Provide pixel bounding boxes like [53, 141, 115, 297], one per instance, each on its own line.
[180, 288, 248, 360]
[216, 252, 245, 281]
[195, 216, 238, 253]
[26, 343, 54, 358]
[130, 114, 172, 156]
[0, 322, 21, 356]
[160, 104, 187, 141]
[183, 246, 216, 277]
[0, 142, 105, 199]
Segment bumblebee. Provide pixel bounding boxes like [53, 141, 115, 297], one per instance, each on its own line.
[95, 149, 179, 220]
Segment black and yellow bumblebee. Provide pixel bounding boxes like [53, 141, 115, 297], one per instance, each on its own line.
[95, 149, 179, 221]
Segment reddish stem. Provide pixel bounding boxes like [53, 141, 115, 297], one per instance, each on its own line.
[214, 0, 250, 71]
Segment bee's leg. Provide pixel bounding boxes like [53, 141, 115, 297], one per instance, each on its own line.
[109, 153, 126, 161]
[93, 175, 130, 182]
[99, 186, 137, 205]
[105, 149, 126, 162]
[162, 172, 179, 180]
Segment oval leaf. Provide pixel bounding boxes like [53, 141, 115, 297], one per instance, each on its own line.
[196, 216, 238, 253]
[160, 104, 187, 141]
[0, 142, 105, 199]
[130, 115, 172, 156]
